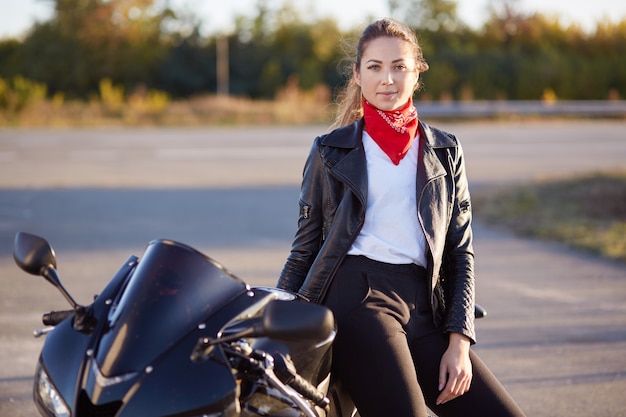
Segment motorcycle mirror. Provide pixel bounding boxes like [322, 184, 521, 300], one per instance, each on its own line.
[13, 232, 80, 310]
[13, 232, 57, 276]
[191, 299, 334, 362]
[260, 300, 334, 341]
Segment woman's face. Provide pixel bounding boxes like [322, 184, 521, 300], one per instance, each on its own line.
[354, 36, 419, 112]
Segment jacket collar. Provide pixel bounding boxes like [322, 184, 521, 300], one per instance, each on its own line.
[318, 119, 367, 205]
[417, 121, 449, 198]
[319, 118, 455, 205]
[320, 118, 456, 150]
[320, 119, 364, 148]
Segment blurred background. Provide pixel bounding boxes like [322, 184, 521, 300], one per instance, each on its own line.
[1, 2, 625, 417]
[1, 0, 625, 126]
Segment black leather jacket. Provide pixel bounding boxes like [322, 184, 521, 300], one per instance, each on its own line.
[277, 119, 476, 342]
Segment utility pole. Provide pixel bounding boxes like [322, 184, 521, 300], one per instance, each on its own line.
[217, 35, 229, 97]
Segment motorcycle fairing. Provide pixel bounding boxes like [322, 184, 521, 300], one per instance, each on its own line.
[96, 239, 249, 378]
[82, 289, 276, 416]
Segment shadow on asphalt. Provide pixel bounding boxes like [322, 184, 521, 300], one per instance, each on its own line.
[0, 185, 300, 256]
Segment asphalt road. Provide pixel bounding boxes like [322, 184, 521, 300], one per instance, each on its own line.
[1, 120, 625, 416]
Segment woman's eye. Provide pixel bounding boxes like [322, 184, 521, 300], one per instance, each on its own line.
[367, 64, 380, 70]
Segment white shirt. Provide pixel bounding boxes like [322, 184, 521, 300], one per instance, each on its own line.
[348, 130, 428, 267]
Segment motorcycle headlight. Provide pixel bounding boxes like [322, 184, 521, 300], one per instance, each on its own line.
[34, 363, 71, 417]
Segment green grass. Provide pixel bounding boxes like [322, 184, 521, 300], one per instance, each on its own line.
[473, 171, 626, 263]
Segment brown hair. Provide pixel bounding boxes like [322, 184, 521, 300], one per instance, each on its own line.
[332, 18, 429, 128]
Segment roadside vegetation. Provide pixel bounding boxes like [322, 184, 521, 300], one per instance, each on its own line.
[0, 75, 331, 127]
[1, 0, 626, 127]
[473, 171, 626, 263]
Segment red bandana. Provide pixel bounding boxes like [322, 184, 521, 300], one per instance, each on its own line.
[363, 98, 419, 165]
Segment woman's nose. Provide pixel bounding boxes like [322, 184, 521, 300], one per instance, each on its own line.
[382, 71, 394, 85]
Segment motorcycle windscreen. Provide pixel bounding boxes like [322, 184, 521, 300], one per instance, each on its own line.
[96, 239, 248, 377]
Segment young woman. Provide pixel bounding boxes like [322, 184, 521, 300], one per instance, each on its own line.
[277, 18, 526, 417]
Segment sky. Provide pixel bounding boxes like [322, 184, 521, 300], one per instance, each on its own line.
[1, 0, 625, 39]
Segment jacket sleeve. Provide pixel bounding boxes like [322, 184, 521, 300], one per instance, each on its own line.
[276, 138, 325, 295]
[443, 140, 476, 343]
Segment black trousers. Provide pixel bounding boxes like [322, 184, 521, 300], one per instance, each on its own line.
[324, 255, 526, 417]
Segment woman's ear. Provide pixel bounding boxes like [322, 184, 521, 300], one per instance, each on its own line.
[353, 63, 361, 87]
[412, 72, 420, 91]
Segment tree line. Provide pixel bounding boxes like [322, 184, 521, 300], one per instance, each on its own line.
[0, 0, 625, 103]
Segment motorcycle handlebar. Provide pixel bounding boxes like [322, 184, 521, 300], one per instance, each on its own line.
[287, 367, 330, 410]
[273, 353, 330, 411]
[42, 309, 75, 326]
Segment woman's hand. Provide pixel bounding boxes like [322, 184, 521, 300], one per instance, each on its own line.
[436, 333, 472, 405]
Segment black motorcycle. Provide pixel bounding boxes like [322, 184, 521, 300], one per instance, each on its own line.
[13, 232, 356, 417]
